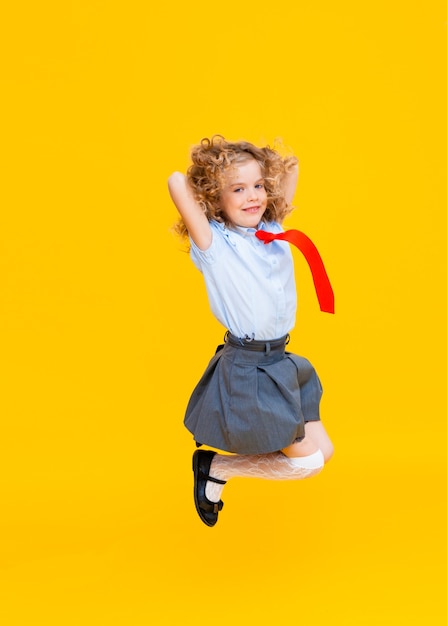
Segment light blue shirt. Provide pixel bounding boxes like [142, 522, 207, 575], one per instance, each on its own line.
[190, 220, 297, 340]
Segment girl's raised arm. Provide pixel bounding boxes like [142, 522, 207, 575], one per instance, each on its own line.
[168, 172, 212, 250]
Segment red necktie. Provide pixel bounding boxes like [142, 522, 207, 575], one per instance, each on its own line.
[256, 229, 335, 314]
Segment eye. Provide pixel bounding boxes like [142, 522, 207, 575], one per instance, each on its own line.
[255, 183, 264, 189]
[233, 187, 243, 193]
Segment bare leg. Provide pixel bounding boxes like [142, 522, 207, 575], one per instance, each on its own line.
[282, 420, 334, 462]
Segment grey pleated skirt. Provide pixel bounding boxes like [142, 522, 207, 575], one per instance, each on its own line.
[184, 332, 323, 455]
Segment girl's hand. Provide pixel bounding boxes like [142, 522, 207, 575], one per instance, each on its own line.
[282, 159, 299, 208]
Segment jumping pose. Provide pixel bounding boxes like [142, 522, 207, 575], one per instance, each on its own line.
[168, 136, 334, 526]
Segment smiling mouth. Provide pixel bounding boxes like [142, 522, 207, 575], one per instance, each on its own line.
[244, 206, 260, 213]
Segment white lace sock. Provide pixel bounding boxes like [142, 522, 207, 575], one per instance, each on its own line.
[205, 449, 324, 502]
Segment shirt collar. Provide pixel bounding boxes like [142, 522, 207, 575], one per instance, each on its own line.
[227, 221, 267, 237]
[211, 219, 268, 246]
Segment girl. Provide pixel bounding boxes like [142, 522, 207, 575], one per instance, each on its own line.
[168, 136, 334, 527]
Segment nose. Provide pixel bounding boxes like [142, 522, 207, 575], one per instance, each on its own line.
[247, 186, 259, 201]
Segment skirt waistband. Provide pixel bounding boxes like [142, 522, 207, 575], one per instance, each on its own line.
[225, 331, 290, 354]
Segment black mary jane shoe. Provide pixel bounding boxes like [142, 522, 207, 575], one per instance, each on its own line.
[192, 450, 227, 527]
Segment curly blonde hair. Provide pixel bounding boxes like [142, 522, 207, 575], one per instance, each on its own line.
[174, 135, 298, 239]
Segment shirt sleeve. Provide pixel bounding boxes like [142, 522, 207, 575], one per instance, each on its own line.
[189, 221, 227, 267]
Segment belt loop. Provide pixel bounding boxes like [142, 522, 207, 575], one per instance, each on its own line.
[265, 341, 271, 355]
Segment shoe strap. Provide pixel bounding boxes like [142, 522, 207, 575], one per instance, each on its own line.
[199, 470, 226, 485]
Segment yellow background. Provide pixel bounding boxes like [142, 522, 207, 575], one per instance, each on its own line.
[1, 1, 446, 624]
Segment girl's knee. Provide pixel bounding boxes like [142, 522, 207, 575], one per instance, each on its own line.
[282, 437, 319, 458]
[304, 420, 334, 463]
[281, 428, 334, 464]
[321, 440, 335, 463]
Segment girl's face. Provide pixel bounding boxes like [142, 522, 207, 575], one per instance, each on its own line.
[219, 159, 268, 228]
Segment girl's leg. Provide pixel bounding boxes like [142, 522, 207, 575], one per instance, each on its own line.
[303, 420, 334, 462]
[282, 420, 334, 462]
[204, 420, 333, 503]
